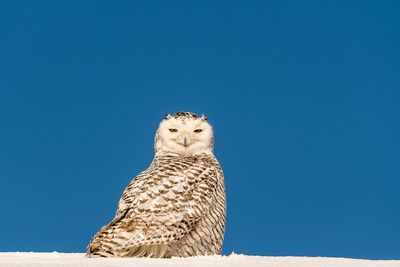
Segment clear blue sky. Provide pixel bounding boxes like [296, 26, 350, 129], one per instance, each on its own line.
[1, 0, 399, 260]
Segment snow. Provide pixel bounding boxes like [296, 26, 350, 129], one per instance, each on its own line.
[0, 252, 399, 267]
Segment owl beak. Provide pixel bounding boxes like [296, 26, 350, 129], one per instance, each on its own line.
[178, 133, 191, 148]
[184, 137, 188, 147]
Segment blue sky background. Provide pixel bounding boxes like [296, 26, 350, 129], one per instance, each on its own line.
[0, 0, 399, 260]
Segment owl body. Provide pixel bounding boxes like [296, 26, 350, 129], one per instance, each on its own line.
[87, 112, 226, 258]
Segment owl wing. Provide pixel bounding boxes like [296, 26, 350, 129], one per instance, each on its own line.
[88, 156, 221, 257]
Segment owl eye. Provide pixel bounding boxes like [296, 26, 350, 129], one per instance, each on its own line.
[194, 129, 203, 133]
[169, 128, 178, 132]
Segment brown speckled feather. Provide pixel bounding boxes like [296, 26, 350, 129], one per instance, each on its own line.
[87, 151, 226, 258]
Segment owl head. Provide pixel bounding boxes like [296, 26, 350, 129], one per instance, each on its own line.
[155, 112, 214, 155]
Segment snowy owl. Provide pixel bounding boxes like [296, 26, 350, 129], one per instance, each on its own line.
[87, 112, 226, 258]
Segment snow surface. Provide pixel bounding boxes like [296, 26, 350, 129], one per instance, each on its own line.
[0, 252, 399, 267]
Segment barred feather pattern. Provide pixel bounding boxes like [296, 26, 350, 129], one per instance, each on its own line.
[87, 152, 226, 258]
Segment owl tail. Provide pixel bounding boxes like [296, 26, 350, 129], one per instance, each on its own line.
[87, 238, 172, 258]
[121, 244, 171, 258]
[86, 228, 120, 257]
[86, 215, 126, 257]
[86, 240, 114, 257]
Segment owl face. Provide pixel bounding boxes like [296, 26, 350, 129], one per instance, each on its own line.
[155, 112, 214, 155]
